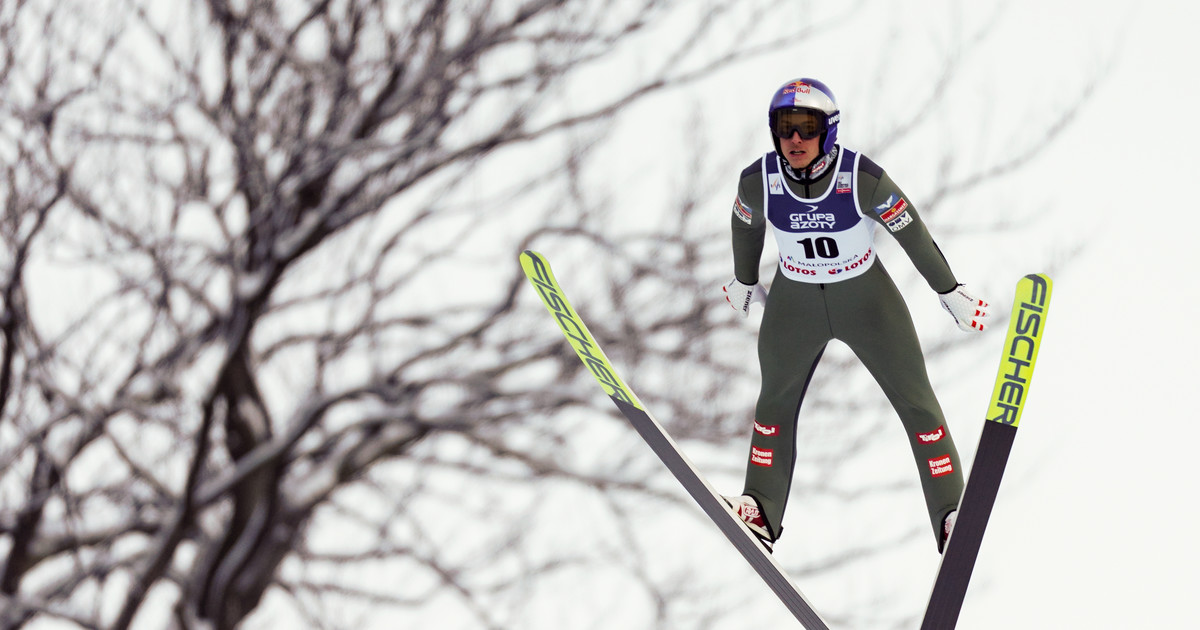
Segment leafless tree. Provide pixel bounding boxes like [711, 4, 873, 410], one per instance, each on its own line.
[0, 1, 1100, 629]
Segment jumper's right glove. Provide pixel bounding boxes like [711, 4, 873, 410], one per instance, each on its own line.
[939, 284, 990, 332]
[723, 278, 767, 318]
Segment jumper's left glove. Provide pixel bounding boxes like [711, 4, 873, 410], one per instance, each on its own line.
[939, 284, 990, 332]
[723, 278, 767, 318]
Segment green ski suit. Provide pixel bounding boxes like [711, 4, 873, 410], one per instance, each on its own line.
[731, 147, 964, 548]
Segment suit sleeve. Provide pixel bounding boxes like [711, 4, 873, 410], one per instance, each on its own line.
[857, 156, 959, 293]
[731, 161, 767, 285]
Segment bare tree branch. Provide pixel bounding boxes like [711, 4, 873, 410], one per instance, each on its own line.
[0, 1, 1105, 628]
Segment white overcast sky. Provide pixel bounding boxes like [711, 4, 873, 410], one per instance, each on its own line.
[953, 2, 1200, 627]
[10, 1, 1195, 629]
[562, 0, 1199, 628]
[145, 1, 1189, 628]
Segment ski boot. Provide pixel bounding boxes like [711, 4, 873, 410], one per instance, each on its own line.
[940, 509, 957, 553]
[723, 494, 775, 552]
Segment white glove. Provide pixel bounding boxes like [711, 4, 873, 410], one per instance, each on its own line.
[723, 278, 767, 317]
[939, 284, 990, 332]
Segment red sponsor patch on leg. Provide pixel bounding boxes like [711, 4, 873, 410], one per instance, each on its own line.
[753, 421, 779, 437]
[927, 454, 954, 477]
[916, 425, 945, 444]
[751, 446, 774, 467]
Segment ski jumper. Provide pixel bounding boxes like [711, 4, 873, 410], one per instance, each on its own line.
[730, 147, 964, 546]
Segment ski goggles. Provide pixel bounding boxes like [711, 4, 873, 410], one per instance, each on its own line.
[770, 108, 827, 140]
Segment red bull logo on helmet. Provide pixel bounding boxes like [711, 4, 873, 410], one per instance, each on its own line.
[782, 81, 812, 95]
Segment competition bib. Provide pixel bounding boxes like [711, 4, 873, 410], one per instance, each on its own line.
[762, 150, 876, 283]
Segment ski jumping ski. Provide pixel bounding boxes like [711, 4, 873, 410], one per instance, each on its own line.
[921, 273, 1053, 629]
[520, 250, 830, 630]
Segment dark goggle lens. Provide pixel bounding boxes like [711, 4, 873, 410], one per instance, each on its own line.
[772, 110, 826, 140]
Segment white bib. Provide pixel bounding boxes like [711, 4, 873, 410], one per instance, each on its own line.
[762, 150, 876, 283]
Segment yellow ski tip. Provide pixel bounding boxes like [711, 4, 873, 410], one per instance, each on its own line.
[520, 250, 643, 410]
[985, 274, 1052, 427]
